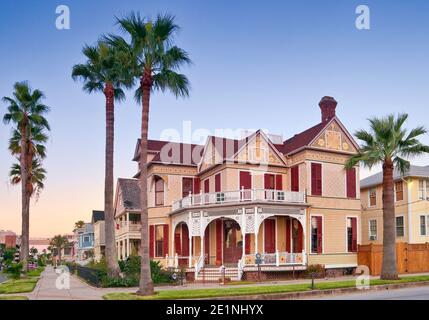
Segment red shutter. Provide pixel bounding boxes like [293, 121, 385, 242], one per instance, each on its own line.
[174, 233, 181, 255]
[216, 220, 222, 263]
[264, 174, 272, 189]
[239, 171, 252, 189]
[204, 179, 210, 193]
[193, 177, 200, 194]
[275, 174, 283, 190]
[204, 227, 210, 264]
[149, 225, 154, 258]
[245, 234, 251, 254]
[351, 217, 357, 252]
[215, 173, 221, 192]
[264, 219, 276, 253]
[296, 222, 303, 253]
[311, 163, 322, 196]
[182, 224, 189, 256]
[316, 216, 323, 254]
[163, 224, 169, 257]
[291, 166, 299, 192]
[285, 218, 291, 252]
[346, 168, 356, 198]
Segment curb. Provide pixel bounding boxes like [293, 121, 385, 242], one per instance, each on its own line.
[202, 280, 429, 300]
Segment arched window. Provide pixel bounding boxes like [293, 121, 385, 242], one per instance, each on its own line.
[155, 176, 164, 206]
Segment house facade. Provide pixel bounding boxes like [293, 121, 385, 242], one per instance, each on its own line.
[75, 223, 94, 264]
[92, 210, 105, 262]
[114, 96, 361, 280]
[360, 165, 429, 245]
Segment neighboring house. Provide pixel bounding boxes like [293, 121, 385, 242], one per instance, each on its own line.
[92, 210, 105, 262]
[114, 96, 361, 280]
[0, 230, 17, 248]
[361, 165, 429, 245]
[75, 224, 94, 264]
[29, 238, 51, 257]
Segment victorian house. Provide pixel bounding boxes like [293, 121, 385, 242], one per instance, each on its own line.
[114, 96, 361, 280]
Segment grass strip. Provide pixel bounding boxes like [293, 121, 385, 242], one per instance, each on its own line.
[103, 275, 429, 300]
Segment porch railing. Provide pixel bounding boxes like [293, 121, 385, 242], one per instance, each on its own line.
[243, 250, 306, 266]
[115, 222, 141, 235]
[172, 188, 306, 211]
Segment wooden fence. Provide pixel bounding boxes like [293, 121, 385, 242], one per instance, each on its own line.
[358, 242, 429, 275]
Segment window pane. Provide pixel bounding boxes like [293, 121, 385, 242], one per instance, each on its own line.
[396, 217, 404, 237]
[311, 217, 318, 253]
[421, 216, 427, 236]
[155, 177, 164, 206]
[419, 180, 424, 200]
[155, 225, 164, 257]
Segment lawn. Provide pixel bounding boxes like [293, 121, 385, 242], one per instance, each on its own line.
[0, 277, 39, 294]
[27, 266, 45, 277]
[0, 296, 28, 300]
[103, 275, 429, 300]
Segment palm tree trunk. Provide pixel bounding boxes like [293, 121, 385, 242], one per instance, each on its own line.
[381, 160, 399, 280]
[104, 83, 120, 277]
[137, 72, 154, 296]
[19, 120, 30, 273]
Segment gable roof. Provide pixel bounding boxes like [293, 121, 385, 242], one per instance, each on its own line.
[361, 165, 429, 189]
[91, 210, 105, 223]
[133, 139, 203, 166]
[117, 178, 141, 211]
[283, 122, 328, 154]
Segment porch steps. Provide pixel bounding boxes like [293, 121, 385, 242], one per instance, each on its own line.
[195, 266, 240, 282]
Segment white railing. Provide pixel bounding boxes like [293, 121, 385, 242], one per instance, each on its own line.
[237, 256, 245, 280]
[194, 255, 204, 278]
[116, 222, 142, 235]
[172, 189, 306, 211]
[244, 250, 306, 266]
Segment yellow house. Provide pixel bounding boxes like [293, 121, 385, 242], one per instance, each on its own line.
[114, 96, 362, 280]
[361, 165, 429, 245]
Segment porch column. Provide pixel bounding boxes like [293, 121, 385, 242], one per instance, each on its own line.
[254, 206, 259, 254]
[188, 235, 192, 268]
[116, 242, 120, 260]
[126, 237, 130, 258]
[242, 207, 246, 258]
[200, 211, 204, 266]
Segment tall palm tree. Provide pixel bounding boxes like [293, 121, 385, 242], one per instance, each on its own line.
[107, 12, 191, 295]
[49, 235, 70, 266]
[346, 113, 429, 280]
[72, 42, 134, 277]
[2, 82, 50, 272]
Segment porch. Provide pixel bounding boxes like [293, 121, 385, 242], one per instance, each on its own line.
[168, 203, 308, 280]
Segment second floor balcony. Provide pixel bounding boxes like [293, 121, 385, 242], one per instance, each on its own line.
[172, 188, 306, 212]
[116, 221, 142, 236]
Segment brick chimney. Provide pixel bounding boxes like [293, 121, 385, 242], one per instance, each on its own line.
[319, 96, 337, 122]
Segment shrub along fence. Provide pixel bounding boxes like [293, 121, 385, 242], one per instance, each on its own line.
[358, 242, 429, 275]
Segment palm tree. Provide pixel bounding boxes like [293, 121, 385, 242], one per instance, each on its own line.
[72, 42, 134, 277]
[107, 12, 191, 295]
[74, 220, 85, 230]
[2, 82, 50, 272]
[49, 235, 70, 266]
[346, 113, 429, 280]
[10, 158, 47, 200]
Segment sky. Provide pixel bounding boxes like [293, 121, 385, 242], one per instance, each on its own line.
[1, 0, 429, 237]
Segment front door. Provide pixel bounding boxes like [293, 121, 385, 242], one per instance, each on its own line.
[223, 220, 242, 264]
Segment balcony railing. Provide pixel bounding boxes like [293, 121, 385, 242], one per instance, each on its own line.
[172, 189, 306, 211]
[243, 251, 306, 266]
[116, 222, 142, 235]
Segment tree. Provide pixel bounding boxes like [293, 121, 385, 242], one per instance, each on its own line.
[72, 42, 134, 277]
[346, 113, 429, 280]
[74, 220, 85, 230]
[10, 158, 47, 200]
[2, 81, 50, 272]
[49, 235, 70, 265]
[108, 12, 191, 295]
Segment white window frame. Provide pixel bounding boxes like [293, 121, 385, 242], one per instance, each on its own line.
[309, 214, 324, 254]
[420, 215, 429, 236]
[345, 215, 359, 253]
[395, 215, 405, 238]
[368, 188, 377, 207]
[368, 219, 377, 241]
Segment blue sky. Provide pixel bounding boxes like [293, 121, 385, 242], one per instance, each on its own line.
[1, 0, 429, 236]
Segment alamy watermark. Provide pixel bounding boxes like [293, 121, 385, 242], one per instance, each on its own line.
[355, 5, 370, 30]
[56, 5, 70, 30]
[55, 265, 70, 290]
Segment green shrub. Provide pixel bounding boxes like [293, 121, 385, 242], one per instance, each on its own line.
[27, 266, 45, 277]
[307, 264, 325, 278]
[5, 262, 23, 279]
[100, 274, 139, 287]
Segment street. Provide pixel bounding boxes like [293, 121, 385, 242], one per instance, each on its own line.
[309, 285, 429, 300]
